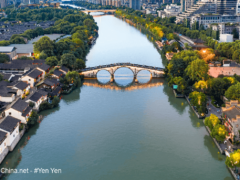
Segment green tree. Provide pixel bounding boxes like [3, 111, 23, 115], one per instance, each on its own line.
[52, 96, 60, 107]
[173, 76, 187, 94]
[0, 53, 10, 63]
[211, 124, 227, 142]
[185, 59, 209, 81]
[226, 149, 240, 168]
[45, 56, 58, 67]
[74, 59, 85, 69]
[204, 114, 220, 131]
[28, 111, 39, 125]
[189, 91, 207, 115]
[0, 74, 3, 81]
[39, 51, 48, 59]
[225, 82, 240, 101]
[34, 36, 54, 57]
[64, 71, 81, 86]
[60, 53, 76, 68]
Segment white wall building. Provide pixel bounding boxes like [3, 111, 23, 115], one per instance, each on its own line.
[4, 99, 32, 124]
[220, 34, 233, 42]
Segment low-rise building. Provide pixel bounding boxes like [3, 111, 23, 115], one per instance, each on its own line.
[166, 52, 175, 61]
[0, 47, 17, 60]
[220, 34, 233, 42]
[59, 66, 69, 74]
[36, 64, 50, 77]
[0, 130, 8, 164]
[40, 78, 59, 90]
[222, 100, 240, 141]
[0, 85, 16, 103]
[21, 68, 43, 87]
[12, 81, 30, 97]
[158, 4, 181, 18]
[52, 69, 63, 79]
[26, 92, 45, 110]
[4, 99, 32, 124]
[0, 116, 20, 151]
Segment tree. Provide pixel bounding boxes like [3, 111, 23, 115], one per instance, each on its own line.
[226, 149, 240, 168]
[0, 74, 3, 81]
[207, 78, 226, 100]
[74, 59, 85, 69]
[185, 59, 209, 81]
[45, 56, 58, 67]
[39, 51, 48, 59]
[199, 48, 215, 63]
[17, 56, 32, 60]
[0, 53, 10, 63]
[34, 36, 54, 57]
[60, 53, 76, 68]
[225, 82, 240, 101]
[52, 96, 60, 107]
[189, 91, 207, 115]
[64, 71, 81, 86]
[28, 102, 35, 107]
[211, 124, 227, 142]
[232, 28, 239, 39]
[204, 114, 220, 131]
[28, 111, 39, 125]
[173, 76, 186, 94]
[194, 80, 207, 91]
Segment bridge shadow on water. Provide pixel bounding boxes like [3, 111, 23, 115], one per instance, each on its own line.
[83, 78, 164, 91]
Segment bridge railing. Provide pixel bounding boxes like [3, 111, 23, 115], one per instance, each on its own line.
[81, 63, 164, 72]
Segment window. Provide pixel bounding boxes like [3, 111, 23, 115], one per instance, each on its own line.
[29, 79, 31, 81]
[4, 143, 6, 147]
[9, 112, 11, 115]
[13, 134, 15, 138]
[236, 124, 239, 128]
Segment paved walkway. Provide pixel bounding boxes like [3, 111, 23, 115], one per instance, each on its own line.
[206, 97, 222, 118]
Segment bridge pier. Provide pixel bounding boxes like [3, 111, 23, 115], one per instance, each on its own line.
[134, 75, 138, 83]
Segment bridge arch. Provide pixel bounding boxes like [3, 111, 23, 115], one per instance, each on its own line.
[135, 69, 152, 84]
[113, 67, 135, 76]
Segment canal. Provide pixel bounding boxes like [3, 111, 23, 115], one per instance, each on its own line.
[1, 14, 233, 180]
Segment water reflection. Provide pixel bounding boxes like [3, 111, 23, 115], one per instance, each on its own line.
[83, 78, 164, 91]
[188, 108, 205, 128]
[162, 82, 188, 115]
[114, 68, 134, 87]
[97, 70, 111, 84]
[204, 135, 225, 161]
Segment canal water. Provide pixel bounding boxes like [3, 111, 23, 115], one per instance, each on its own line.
[1, 15, 233, 180]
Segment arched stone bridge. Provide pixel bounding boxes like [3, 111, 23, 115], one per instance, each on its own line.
[82, 9, 116, 14]
[80, 63, 165, 82]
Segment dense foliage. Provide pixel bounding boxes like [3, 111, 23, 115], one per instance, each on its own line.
[204, 114, 220, 131]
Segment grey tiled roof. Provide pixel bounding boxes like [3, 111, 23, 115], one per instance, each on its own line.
[27, 69, 42, 79]
[224, 106, 240, 120]
[0, 116, 20, 132]
[0, 130, 7, 143]
[38, 64, 50, 71]
[15, 81, 28, 90]
[22, 106, 32, 117]
[11, 99, 28, 112]
[29, 92, 42, 102]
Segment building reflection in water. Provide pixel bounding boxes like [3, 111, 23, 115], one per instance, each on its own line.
[83, 78, 164, 91]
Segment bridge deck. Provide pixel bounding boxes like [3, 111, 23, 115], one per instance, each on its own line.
[81, 63, 164, 72]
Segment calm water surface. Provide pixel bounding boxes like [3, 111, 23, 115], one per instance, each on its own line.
[2, 15, 233, 180]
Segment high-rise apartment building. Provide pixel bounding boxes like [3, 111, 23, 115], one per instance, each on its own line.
[0, 0, 7, 8]
[129, 0, 141, 9]
[216, 0, 237, 14]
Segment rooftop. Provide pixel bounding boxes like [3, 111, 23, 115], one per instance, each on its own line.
[0, 116, 20, 133]
[26, 69, 42, 79]
[11, 99, 28, 112]
[15, 81, 28, 90]
[29, 92, 42, 102]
